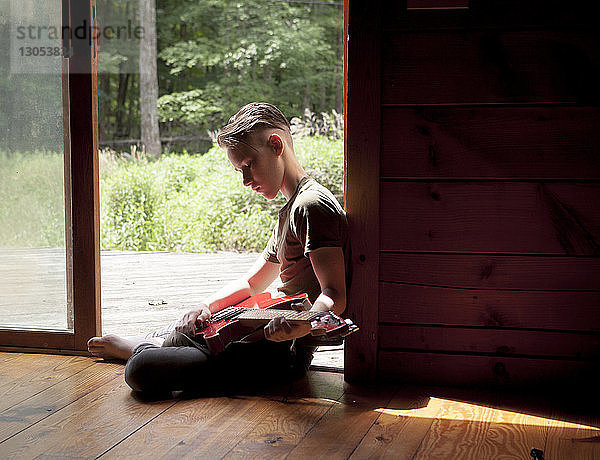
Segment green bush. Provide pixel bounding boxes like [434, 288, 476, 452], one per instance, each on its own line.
[101, 164, 161, 250]
[0, 136, 343, 252]
[100, 135, 343, 252]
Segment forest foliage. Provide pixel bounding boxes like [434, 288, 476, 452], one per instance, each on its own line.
[99, 0, 343, 150]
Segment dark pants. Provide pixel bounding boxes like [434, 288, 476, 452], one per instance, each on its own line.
[124, 333, 314, 395]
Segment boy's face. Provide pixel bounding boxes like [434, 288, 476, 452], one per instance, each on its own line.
[226, 131, 284, 200]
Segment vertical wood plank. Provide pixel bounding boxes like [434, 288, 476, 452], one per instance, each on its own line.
[61, 0, 74, 329]
[344, 0, 381, 382]
[411, 400, 495, 459]
[406, 396, 550, 460]
[476, 411, 549, 459]
[0, 355, 90, 404]
[220, 397, 341, 459]
[101, 396, 263, 459]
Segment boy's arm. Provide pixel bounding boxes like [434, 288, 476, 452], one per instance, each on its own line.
[264, 246, 346, 342]
[205, 255, 280, 311]
[307, 246, 347, 316]
[175, 255, 280, 336]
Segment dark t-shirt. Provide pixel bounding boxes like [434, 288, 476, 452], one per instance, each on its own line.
[262, 176, 350, 303]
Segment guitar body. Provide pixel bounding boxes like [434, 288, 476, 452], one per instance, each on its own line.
[195, 293, 311, 354]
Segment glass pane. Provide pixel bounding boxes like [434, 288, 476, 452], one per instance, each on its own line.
[0, 0, 72, 331]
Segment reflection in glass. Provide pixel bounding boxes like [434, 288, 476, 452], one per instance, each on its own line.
[0, 0, 72, 331]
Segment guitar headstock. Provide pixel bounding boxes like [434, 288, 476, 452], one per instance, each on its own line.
[309, 311, 352, 337]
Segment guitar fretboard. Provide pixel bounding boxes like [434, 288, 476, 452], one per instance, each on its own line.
[237, 309, 318, 322]
[209, 306, 246, 323]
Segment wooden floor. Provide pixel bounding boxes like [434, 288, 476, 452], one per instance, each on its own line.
[0, 352, 598, 459]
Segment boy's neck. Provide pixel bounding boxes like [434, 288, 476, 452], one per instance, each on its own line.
[280, 160, 307, 200]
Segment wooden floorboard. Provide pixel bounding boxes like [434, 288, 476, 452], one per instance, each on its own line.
[1, 353, 599, 459]
[0, 365, 177, 458]
[286, 385, 397, 460]
[0, 354, 94, 412]
[0, 359, 122, 443]
[350, 389, 441, 460]
[101, 371, 345, 460]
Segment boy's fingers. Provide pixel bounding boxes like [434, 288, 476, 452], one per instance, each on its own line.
[264, 317, 312, 342]
[275, 317, 292, 336]
[197, 312, 209, 324]
[264, 320, 274, 340]
[265, 316, 289, 341]
[278, 317, 291, 333]
[291, 301, 307, 312]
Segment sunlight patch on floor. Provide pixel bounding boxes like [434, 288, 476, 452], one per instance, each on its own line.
[375, 397, 600, 430]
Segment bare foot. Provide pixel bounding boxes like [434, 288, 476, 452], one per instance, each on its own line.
[87, 334, 139, 361]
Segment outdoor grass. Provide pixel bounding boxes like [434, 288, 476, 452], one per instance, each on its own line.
[0, 151, 66, 247]
[0, 136, 343, 252]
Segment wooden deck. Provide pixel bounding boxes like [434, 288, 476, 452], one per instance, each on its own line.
[0, 249, 342, 369]
[100, 250, 264, 337]
[0, 351, 598, 459]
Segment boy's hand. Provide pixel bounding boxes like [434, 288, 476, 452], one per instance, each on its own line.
[175, 304, 211, 336]
[264, 316, 311, 342]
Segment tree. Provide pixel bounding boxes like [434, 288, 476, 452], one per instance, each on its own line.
[139, 0, 161, 156]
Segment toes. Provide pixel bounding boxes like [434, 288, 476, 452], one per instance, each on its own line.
[87, 337, 104, 350]
[88, 347, 103, 357]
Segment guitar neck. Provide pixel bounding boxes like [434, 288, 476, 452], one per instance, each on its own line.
[236, 309, 319, 325]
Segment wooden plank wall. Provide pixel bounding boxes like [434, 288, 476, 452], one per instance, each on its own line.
[375, 0, 600, 385]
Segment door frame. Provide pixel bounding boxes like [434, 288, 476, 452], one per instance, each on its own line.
[343, 0, 381, 382]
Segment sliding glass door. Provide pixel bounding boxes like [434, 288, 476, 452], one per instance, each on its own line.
[0, 0, 100, 352]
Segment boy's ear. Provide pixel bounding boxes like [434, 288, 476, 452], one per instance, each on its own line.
[268, 133, 284, 156]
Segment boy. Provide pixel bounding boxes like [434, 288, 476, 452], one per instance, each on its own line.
[88, 102, 349, 394]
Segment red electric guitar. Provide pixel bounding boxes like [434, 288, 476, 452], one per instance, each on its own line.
[194, 292, 358, 354]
